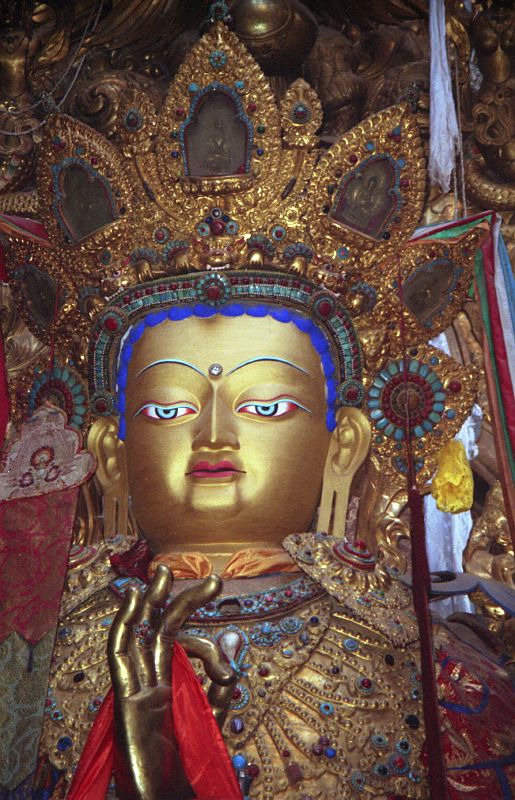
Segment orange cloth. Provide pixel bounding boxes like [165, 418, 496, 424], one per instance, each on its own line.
[149, 547, 299, 579]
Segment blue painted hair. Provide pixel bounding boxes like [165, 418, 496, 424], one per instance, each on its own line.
[116, 302, 338, 440]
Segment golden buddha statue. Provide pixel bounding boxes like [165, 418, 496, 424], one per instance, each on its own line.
[4, 18, 514, 800]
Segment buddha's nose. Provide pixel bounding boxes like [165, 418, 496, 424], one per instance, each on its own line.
[191, 395, 240, 451]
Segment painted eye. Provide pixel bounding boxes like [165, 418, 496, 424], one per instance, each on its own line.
[236, 398, 309, 417]
[136, 403, 197, 420]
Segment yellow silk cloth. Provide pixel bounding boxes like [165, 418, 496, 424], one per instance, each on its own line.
[149, 547, 300, 579]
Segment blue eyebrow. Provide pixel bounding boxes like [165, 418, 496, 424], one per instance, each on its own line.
[136, 359, 207, 378]
[227, 357, 309, 376]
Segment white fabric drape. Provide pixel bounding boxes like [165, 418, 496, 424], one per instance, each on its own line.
[424, 333, 482, 615]
[428, 0, 459, 193]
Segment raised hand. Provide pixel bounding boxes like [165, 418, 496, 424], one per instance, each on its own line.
[107, 565, 235, 800]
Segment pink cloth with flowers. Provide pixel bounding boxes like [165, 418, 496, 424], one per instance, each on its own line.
[0, 404, 94, 644]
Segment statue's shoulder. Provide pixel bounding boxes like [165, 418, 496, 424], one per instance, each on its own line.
[37, 553, 128, 785]
[283, 532, 419, 646]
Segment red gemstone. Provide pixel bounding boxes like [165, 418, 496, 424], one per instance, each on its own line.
[258, 666, 270, 676]
[286, 763, 304, 783]
[317, 300, 333, 318]
[232, 687, 242, 700]
[346, 387, 358, 401]
[393, 756, 406, 769]
[90, 157, 98, 165]
[248, 764, 260, 778]
[284, 589, 293, 598]
[281, 749, 291, 758]
[211, 220, 225, 236]
[206, 286, 222, 301]
[400, 178, 410, 188]
[175, 107, 185, 117]
[247, 103, 257, 113]
[448, 379, 461, 393]
[349, 154, 358, 164]
[361, 678, 372, 688]
[155, 230, 165, 241]
[95, 400, 108, 413]
[104, 317, 118, 332]
[354, 539, 367, 550]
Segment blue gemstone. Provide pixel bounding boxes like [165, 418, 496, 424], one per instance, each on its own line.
[57, 736, 73, 752]
[430, 356, 439, 366]
[366, 142, 375, 151]
[230, 717, 245, 734]
[446, 408, 456, 419]
[397, 158, 406, 168]
[310, 616, 319, 625]
[256, 148, 264, 156]
[232, 754, 247, 770]
[188, 82, 198, 92]
[234, 80, 245, 90]
[325, 747, 337, 758]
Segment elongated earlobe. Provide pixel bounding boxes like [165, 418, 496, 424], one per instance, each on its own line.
[318, 407, 371, 536]
[87, 416, 129, 539]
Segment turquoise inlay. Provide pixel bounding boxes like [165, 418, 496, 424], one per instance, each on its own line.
[367, 399, 380, 409]
[414, 425, 424, 438]
[388, 362, 399, 375]
[423, 419, 433, 431]
[368, 387, 381, 398]
[393, 428, 404, 441]
[384, 423, 395, 437]
[370, 409, 383, 420]
[409, 359, 419, 372]
[376, 418, 389, 430]
[419, 364, 430, 378]
[433, 403, 445, 412]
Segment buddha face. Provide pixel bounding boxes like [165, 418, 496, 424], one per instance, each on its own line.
[121, 313, 333, 554]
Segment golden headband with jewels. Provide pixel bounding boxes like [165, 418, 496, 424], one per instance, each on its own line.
[5, 20, 485, 486]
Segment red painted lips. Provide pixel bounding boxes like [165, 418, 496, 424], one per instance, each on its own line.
[187, 460, 243, 478]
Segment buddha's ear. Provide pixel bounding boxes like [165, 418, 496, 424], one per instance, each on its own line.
[87, 416, 128, 539]
[318, 407, 371, 536]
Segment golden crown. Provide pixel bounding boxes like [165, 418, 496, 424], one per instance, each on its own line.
[4, 20, 484, 489]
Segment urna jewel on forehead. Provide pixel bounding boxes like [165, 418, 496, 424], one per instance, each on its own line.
[6, 18, 483, 489]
